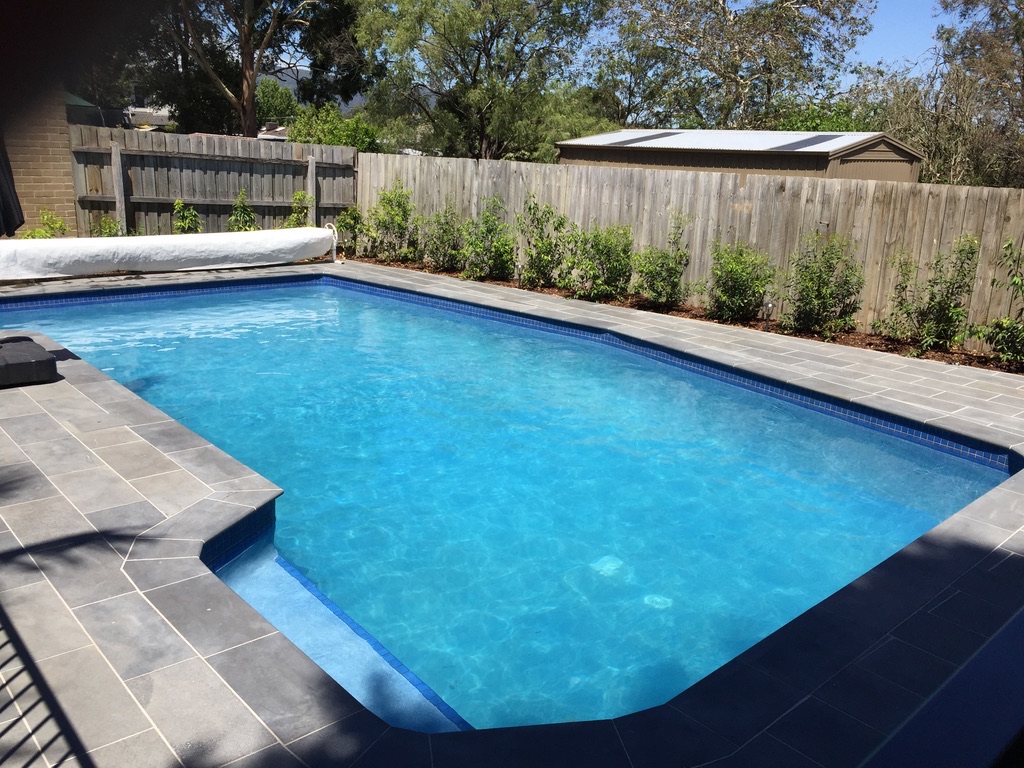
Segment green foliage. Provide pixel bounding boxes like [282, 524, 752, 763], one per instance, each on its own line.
[420, 203, 467, 273]
[283, 191, 314, 229]
[874, 235, 980, 353]
[968, 238, 1024, 364]
[772, 96, 881, 132]
[462, 198, 516, 281]
[516, 195, 571, 288]
[336, 208, 362, 235]
[780, 233, 865, 338]
[360, 182, 418, 262]
[228, 189, 260, 232]
[255, 78, 299, 127]
[20, 209, 70, 239]
[90, 215, 123, 238]
[706, 242, 775, 323]
[558, 225, 635, 301]
[628, 214, 693, 305]
[288, 105, 383, 152]
[172, 200, 202, 234]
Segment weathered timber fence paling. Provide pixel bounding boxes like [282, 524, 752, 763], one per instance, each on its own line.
[357, 152, 1024, 332]
[70, 126, 356, 236]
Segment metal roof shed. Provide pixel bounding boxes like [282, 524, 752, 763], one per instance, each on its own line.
[555, 130, 924, 183]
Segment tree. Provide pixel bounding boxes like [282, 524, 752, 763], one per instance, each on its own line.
[603, 0, 876, 128]
[296, 0, 378, 107]
[358, 0, 610, 159]
[256, 77, 299, 125]
[288, 104, 382, 150]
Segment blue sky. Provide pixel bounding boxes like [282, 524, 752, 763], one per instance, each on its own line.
[854, 0, 953, 67]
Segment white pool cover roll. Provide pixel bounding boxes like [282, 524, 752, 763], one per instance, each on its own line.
[0, 227, 336, 280]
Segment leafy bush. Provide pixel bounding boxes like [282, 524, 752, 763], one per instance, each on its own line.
[288, 105, 382, 152]
[20, 208, 69, 239]
[874, 235, 979, 353]
[781, 233, 865, 338]
[228, 189, 259, 232]
[558, 225, 634, 301]
[706, 242, 775, 323]
[90, 215, 123, 238]
[283, 191, 313, 229]
[629, 214, 693, 305]
[516, 195, 570, 289]
[172, 200, 202, 234]
[360, 181, 418, 262]
[420, 202, 466, 273]
[462, 197, 515, 281]
[969, 238, 1024, 364]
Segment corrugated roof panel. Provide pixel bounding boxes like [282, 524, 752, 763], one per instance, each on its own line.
[557, 130, 884, 155]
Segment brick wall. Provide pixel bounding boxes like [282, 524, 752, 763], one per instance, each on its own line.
[3, 85, 78, 237]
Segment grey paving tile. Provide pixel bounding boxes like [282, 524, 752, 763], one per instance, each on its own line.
[815, 664, 924, 735]
[32, 539, 134, 608]
[0, 532, 43, 593]
[0, 582, 91, 671]
[0, 462, 60, 508]
[221, 744, 307, 768]
[432, 720, 631, 768]
[15, 646, 151, 763]
[928, 589, 1017, 637]
[891, 610, 988, 665]
[74, 592, 196, 680]
[56, 359, 113, 385]
[0, 431, 27, 465]
[61, 728, 178, 768]
[84, 500, 167, 557]
[1, 496, 95, 551]
[704, 733, 820, 768]
[0, 389, 43, 419]
[49, 466, 146, 514]
[94, 440, 182, 481]
[127, 657, 276, 766]
[767, 696, 886, 768]
[168, 445, 256, 484]
[127, 537, 203, 560]
[0, 676, 18, 725]
[207, 632, 364, 743]
[106, 398, 170, 427]
[145, 572, 276, 656]
[0, 716, 48, 767]
[74, 379, 142, 405]
[211, 475, 283, 493]
[20, 436, 101, 475]
[73, 425, 143, 450]
[342, 728, 431, 768]
[132, 420, 210, 452]
[130, 469, 211, 516]
[142, 497, 257, 544]
[856, 638, 958, 698]
[123, 557, 209, 591]
[953, 553, 1024, 611]
[957, 487, 1024, 532]
[612, 705, 736, 767]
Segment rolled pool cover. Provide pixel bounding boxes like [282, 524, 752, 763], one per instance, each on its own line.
[0, 227, 336, 280]
[0, 336, 57, 387]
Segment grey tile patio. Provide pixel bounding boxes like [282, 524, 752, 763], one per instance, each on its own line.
[0, 496, 96, 550]
[84, 499, 167, 556]
[20, 435, 102, 475]
[49, 465, 146, 513]
[31, 538, 135, 608]
[93, 440, 183, 480]
[169, 444, 257, 484]
[129, 468, 213, 516]
[0, 462, 60, 507]
[0, 582, 92, 670]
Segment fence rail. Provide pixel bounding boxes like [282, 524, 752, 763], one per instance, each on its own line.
[70, 126, 356, 236]
[358, 152, 1024, 332]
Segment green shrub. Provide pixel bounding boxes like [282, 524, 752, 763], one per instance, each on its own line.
[420, 202, 466, 273]
[283, 191, 314, 229]
[558, 225, 634, 301]
[228, 188, 259, 232]
[874, 235, 979, 353]
[781, 233, 865, 338]
[969, 238, 1024, 364]
[288, 105, 382, 152]
[462, 197, 515, 281]
[628, 214, 693, 305]
[20, 208, 69, 239]
[516, 195, 570, 289]
[359, 181, 418, 262]
[706, 241, 775, 323]
[172, 199, 202, 234]
[90, 215, 123, 238]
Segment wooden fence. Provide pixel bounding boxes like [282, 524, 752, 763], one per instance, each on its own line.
[70, 126, 356, 236]
[358, 152, 1024, 331]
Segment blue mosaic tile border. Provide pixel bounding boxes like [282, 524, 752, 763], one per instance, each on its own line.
[273, 555, 475, 732]
[201, 501, 277, 571]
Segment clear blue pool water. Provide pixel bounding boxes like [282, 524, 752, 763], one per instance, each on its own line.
[1, 280, 1006, 729]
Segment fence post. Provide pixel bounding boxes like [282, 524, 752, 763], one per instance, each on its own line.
[110, 140, 128, 234]
[306, 155, 316, 225]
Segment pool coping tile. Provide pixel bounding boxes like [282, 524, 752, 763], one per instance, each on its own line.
[2, 261, 1024, 766]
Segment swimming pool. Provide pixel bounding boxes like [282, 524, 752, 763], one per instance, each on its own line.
[0, 275, 1007, 731]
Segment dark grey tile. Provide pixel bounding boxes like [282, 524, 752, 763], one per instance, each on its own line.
[0, 531, 43, 593]
[168, 444, 255, 484]
[211, 475, 283, 493]
[0, 581, 91, 670]
[17, 647, 151, 762]
[767, 697, 885, 768]
[132, 420, 210, 452]
[348, 728, 431, 768]
[221, 744, 307, 768]
[0, 388, 43, 419]
[61, 728, 178, 768]
[1, 496, 95, 550]
[127, 657, 276, 766]
[85, 500, 167, 557]
[20, 436, 102, 475]
[123, 557, 209, 591]
[953, 556, 1024, 612]
[856, 638, 958, 698]
[142, 497, 256, 544]
[94, 440, 182, 481]
[0, 716, 48, 767]
[145, 572, 276, 656]
[127, 537, 203, 560]
[814, 665, 924, 734]
[130, 469, 211, 516]
[208, 632, 364, 743]
[105, 398, 169, 427]
[432, 720, 631, 768]
[74, 379, 140, 406]
[706, 733, 820, 768]
[284, 709, 389, 768]
[891, 610, 988, 665]
[0, 412, 72, 444]
[0, 431, 27, 465]
[928, 590, 1015, 637]
[49, 466, 146, 514]
[612, 705, 736, 767]
[669, 662, 802, 745]
[74, 592, 196, 680]
[32, 539, 134, 608]
[74, 426, 143, 450]
[0, 462, 60, 508]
